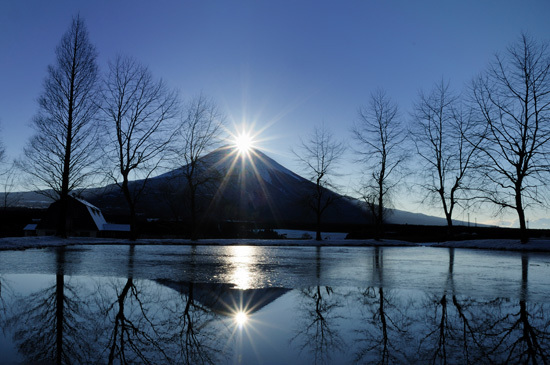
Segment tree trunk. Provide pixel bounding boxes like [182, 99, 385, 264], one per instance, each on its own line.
[57, 107, 73, 238]
[315, 211, 322, 241]
[445, 212, 453, 238]
[315, 181, 323, 241]
[56, 195, 69, 238]
[516, 187, 528, 244]
[517, 206, 528, 244]
[376, 183, 384, 240]
[122, 177, 138, 241]
[189, 181, 198, 241]
[56, 37, 77, 238]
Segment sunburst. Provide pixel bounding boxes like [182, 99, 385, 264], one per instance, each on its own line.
[234, 131, 254, 155]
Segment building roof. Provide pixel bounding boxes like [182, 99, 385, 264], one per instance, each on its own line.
[73, 196, 107, 230]
[102, 223, 131, 232]
[23, 224, 37, 231]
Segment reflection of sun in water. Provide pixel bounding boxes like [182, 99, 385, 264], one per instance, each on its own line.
[230, 246, 255, 290]
[221, 246, 278, 352]
[235, 311, 248, 328]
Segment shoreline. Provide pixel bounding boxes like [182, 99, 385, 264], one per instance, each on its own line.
[1, 236, 550, 253]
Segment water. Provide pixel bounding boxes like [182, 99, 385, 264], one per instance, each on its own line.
[0, 245, 549, 364]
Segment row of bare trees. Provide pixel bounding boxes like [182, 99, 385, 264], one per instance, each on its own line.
[414, 34, 550, 243]
[294, 33, 550, 243]
[11, 16, 226, 240]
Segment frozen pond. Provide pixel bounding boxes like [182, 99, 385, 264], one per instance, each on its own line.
[0, 245, 549, 364]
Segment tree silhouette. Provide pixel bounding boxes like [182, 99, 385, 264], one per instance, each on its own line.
[19, 15, 100, 237]
[411, 80, 481, 234]
[174, 94, 225, 240]
[353, 89, 406, 239]
[472, 33, 550, 243]
[293, 125, 345, 241]
[100, 56, 179, 240]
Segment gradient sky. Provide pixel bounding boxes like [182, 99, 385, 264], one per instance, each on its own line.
[1, 0, 550, 227]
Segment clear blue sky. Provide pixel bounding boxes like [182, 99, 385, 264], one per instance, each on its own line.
[1, 0, 549, 227]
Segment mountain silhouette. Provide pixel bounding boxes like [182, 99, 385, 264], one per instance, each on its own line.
[86, 146, 369, 226]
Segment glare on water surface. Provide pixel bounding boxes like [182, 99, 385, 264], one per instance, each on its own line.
[227, 245, 258, 290]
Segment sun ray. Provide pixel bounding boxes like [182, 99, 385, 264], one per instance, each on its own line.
[201, 122, 287, 230]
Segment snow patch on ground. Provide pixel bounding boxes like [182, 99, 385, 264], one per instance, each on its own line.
[1, 236, 550, 252]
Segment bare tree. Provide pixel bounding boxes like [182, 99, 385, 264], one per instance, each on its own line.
[352, 89, 405, 238]
[0, 130, 17, 210]
[18, 15, 99, 237]
[100, 56, 179, 240]
[175, 94, 225, 240]
[293, 124, 345, 241]
[0, 161, 22, 210]
[472, 34, 550, 243]
[411, 80, 481, 233]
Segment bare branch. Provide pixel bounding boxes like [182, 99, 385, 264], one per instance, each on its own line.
[352, 89, 406, 237]
[99, 55, 179, 239]
[172, 93, 226, 239]
[410, 80, 481, 231]
[292, 124, 345, 241]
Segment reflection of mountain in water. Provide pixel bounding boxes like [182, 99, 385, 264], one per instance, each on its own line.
[156, 279, 291, 316]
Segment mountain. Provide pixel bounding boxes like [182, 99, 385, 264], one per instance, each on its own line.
[79, 146, 368, 226]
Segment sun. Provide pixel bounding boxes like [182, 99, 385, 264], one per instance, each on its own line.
[234, 132, 254, 155]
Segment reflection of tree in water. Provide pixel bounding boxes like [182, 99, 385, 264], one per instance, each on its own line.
[97, 245, 225, 364]
[354, 247, 412, 364]
[0, 275, 11, 331]
[97, 245, 171, 364]
[6, 247, 95, 364]
[418, 250, 550, 364]
[418, 248, 492, 363]
[292, 286, 343, 364]
[168, 282, 222, 365]
[481, 254, 550, 364]
[163, 246, 226, 364]
[291, 247, 344, 365]
[103, 277, 172, 364]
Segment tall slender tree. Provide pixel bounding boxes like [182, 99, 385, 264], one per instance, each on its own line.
[352, 89, 405, 239]
[100, 55, 179, 240]
[19, 15, 99, 237]
[472, 34, 550, 243]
